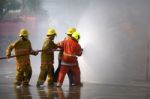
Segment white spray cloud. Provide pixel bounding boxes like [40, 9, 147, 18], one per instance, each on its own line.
[77, 0, 150, 84]
[28, 0, 150, 84]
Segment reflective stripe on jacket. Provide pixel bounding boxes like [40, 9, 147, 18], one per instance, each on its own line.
[6, 38, 32, 67]
[41, 37, 57, 67]
[58, 36, 82, 63]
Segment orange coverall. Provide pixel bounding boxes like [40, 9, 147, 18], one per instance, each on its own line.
[57, 37, 82, 86]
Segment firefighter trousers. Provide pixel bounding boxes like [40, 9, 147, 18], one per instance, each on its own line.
[54, 60, 73, 85]
[37, 65, 54, 86]
[15, 65, 32, 85]
[57, 65, 80, 85]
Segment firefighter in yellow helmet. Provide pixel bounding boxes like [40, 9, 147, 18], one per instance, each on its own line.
[56, 31, 83, 87]
[6, 29, 38, 86]
[66, 27, 76, 35]
[37, 28, 58, 87]
[72, 31, 80, 41]
[54, 27, 77, 86]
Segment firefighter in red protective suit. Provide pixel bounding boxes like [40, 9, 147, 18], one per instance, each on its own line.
[54, 28, 76, 86]
[56, 32, 83, 87]
[6, 29, 38, 86]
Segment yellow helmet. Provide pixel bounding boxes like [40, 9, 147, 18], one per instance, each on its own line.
[19, 29, 29, 37]
[47, 28, 57, 36]
[72, 32, 80, 41]
[67, 28, 76, 35]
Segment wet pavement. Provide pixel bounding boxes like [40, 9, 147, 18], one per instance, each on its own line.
[0, 63, 150, 99]
[1, 72, 150, 99]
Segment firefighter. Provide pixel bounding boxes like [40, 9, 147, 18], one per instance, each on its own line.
[56, 31, 83, 87]
[54, 28, 76, 86]
[36, 28, 57, 87]
[6, 29, 38, 86]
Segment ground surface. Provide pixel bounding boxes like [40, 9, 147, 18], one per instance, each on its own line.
[1, 62, 150, 99]
[0, 67, 150, 99]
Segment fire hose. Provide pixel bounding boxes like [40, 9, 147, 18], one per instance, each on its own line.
[0, 49, 61, 60]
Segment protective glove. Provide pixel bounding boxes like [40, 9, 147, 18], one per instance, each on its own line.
[33, 51, 39, 56]
[31, 50, 38, 56]
[6, 53, 11, 58]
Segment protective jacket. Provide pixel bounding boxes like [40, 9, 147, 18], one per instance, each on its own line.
[41, 37, 57, 68]
[58, 37, 82, 64]
[6, 38, 34, 68]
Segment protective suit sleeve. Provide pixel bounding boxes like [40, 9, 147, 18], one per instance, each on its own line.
[6, 42, 16, 57]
